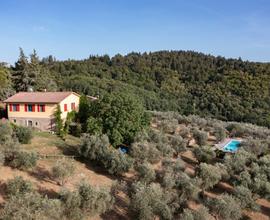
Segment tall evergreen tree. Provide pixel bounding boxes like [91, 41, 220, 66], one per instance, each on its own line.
[12, 48, 32, 92]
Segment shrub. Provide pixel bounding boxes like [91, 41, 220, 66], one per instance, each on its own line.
[175, 172, 200, 202]
[0, 121, 13, 145]
[214, 126, 226, 142]
[51, 158, 75, 185]
[131, 182, 172, 220]
[178, 126, 190, 138]
[170, 135, 187, 155]
[9, 151, 38, 170]
[79, 134, 110, 161]
[174, 158, 186, 172]
[148, 130, 168, 144]
[234, 185, 259, 211]
[235, 170, 252, 188]
[160, 119, 178, 134]
[179, 208, 194, 220]
[179, 206, 210, 220]
[77, 181, 114, 216]
[13, 126, 33, 144]
[130, 141, 161, 164]
[79, 134, 133, 175]
[241, 138, 268, 156]
[103, 149, 133, 175]
[156, 143, 174, 157]
[226, 123, 245, 137]
[193, 129, 208, 146]
[193, 146, 216, 163]
[224, 149, 255, 175]
[135, 162, 156, 184]
[1, 192, 63, 220]
[215, 163, 230, 181]
[196, 163, 222, 190]
[6, 176, 33, 197]
[207, 194, 242, 220]
[1, 138, 21, 161]
[59, 189, 84, 220]
[162, 157, 185, 172]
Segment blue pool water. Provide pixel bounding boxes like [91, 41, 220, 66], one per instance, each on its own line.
[223, 140, 241, 152]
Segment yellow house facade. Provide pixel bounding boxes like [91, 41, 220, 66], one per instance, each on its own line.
[3, 92, 80, 131]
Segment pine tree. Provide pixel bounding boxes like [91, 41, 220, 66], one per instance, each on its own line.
[12, 48, 32, 91]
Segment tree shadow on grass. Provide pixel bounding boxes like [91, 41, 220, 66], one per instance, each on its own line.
[37, 186, 59, 199]
[101, 192, 133, 220]
[26, 166, 55, 185]
[81, 159, 118, 181]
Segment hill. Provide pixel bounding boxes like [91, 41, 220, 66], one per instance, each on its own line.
[1, 50, 270, 127]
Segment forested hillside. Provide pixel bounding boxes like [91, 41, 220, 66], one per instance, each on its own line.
[1, 49, 270, 127]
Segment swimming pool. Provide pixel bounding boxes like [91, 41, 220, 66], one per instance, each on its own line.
[223, 140, 241, 152]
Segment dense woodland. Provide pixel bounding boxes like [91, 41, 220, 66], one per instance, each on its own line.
[1, 49, 270, 127]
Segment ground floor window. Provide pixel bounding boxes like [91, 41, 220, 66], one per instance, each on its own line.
[27, 120, 33, 127]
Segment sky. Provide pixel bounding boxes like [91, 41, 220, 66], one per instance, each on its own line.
[0, 0, 270, 64]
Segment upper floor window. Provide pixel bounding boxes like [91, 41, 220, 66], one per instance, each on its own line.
[25, 104, 35, 112]
[10, 104, 20, 112]
[64, 104, 68, 112]
[71, 103, 75, 110]
[38, 104, 45, 112]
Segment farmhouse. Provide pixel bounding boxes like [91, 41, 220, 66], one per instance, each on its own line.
[3, 92, 80, 131]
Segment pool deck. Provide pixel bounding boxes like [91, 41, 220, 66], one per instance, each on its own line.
[215, 138, 243, 152]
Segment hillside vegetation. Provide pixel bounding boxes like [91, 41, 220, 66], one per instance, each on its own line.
[0, 111, 270, 219]
[1, 49, 270, 127]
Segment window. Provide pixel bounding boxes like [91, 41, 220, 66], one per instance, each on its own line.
[38, 104, 45, 112]
[13, 119, 16, 123]
[25, 104, 35, 112]
[64, 104, 67, 112]
[35, 122, 38, 126]
[27, 120, 33, 127]
[71, 103, 75, 110]
[10, 104, 19, 112]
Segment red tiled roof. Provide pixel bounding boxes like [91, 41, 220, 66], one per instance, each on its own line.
[3, 92, 80, 103]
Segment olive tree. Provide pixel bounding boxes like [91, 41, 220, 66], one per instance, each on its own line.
[135, 162, 156, 184]
[51, 158, 75, 185]
[77, 181, 114, 215]
[6, 176, 33, 197]
[193, 129, 208, 146]
[79, 134, 133, 175]
[207, 194, 242, 220]
[1, 192, 63, 220]
[130, 182, 172, 220]
[170, 135, 187, 155]
[193, 146, 216, 163]
[9, 151, 38, 170]
[196, 163, 222, 191]
[233, 185, 259, 211]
